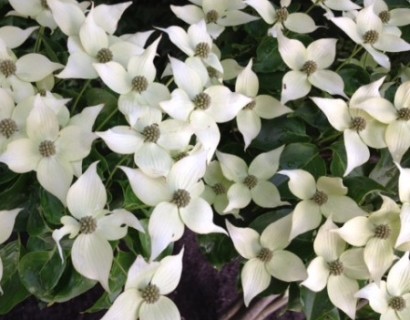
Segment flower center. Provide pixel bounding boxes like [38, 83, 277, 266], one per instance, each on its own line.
[244, 100, 256, 110]
[193, 92, 211, 110]
[0, 118, 18, 138]
[379, 10, 391, 23]
[243, 175, 258, 189]
[131, 76, 148, 93]
[363, 30, 379, 44]
[257, 248, 273, 262]
[374, 224, 391, 239]
[276, 7, 289, 23]
[172, 189, 191, 208]
[173, 152, 188, 161]
[301, 60, 318, 76]
[350, 116, 366, 131]
[38, 89, 47, 96]
[195, 42, 210, 59]
[212, 183, 226, 195]
[79, 216, 97, 234]
[0, 59, 16, 78]
[311, 190, 328, 206]
[207, 66, 219, 79]
[328, 260, 344, 276]
[96, 48, 113, 63]
[140, 284, 160, 304]
[41, 0, 49, 9]
[388, 296, 406, 311]
[397, 108, 410, 121]
[38, 140, 56, 157]
[142, 124, 160, 143]
[206, 10, 219, 24]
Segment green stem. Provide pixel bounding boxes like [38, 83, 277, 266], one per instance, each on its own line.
[71, 79, 91, 113]
[96, 107, 118, 131]
[305, 3, 316, 14]
[165, 76, 174, 87]
[317, 131, 342, 145]
[34, 26, 44, 52]
[105, 155, 132, 187]
[336, 45, 364, 72]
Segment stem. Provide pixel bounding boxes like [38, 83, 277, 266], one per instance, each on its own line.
[105, 155, 132, 188]
[165, 76, 174, 87]
[96, 107, 118, 131]
[305, 3, 316, 14]
[317, 131, 342, 145]
[336, 45, 364, 72]
[34, 26, 45, 52]
[71, 79, 91, 113]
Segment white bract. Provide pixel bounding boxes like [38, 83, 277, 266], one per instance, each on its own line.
[216, 146, 287, 213]
[277, 32, 346, 104]
[395, 165, 410, 250]
[312, 0, 360, 12]
[0, 208, 21, 294]
[122, 149, 227, 260]
[235, 59, 292, 148]
[302, 219, 369, 319]
[227, 215, 307, 306]
[355, 252, 410, 320]
[52, 162, 144, 292]
[279, 169, 366, 239]
[101, 250, 183, 320]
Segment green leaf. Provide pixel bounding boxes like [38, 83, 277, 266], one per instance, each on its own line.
[369, 149, 398, 188]
[86, 88, 120, 130]
[27, 206, 50, 236]
[198, 234, 237, 270]
[248, 208, 292, 234]
[344, 176, 390, 204]
[330, 141, 346, 177]
[338, 65, 370, 97]
[253, 36, 284, 73]
[40, 189, 66, 226]
[18, 250, 66, 300]
[0, 174, 30, 210]
[301, 287, 341, 320]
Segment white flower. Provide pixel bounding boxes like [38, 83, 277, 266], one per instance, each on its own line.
[245, 0, 317, 37]
[171, 0, 259, 39]
[52, 162, 144, 292]
[101, 250, 183, 320]
[235, 59, 292, 148]
[0, 97, 101, 204]
[0, 26, 39, 49]
[122, 148, 227, 260]
[335, 195, 401, 281]
[216, 146, 287, 212]
[312, 0, 361, 12]
[329, 5, 410, 69]
[395, 165, 410, 250]
[279, 169, 367, 239]
[277, 32, 347, 104]
[302, 219, 369, 319]
[355, 252, 410, 320]
[0, 208, 22, 294]
[227, 215, 307, 306]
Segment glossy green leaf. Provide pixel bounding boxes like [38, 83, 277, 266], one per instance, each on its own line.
[40, 189, 66, 226]
[301, 287, 341, 320]
[344, 176, 390, 205]
[338, 64, 370, 97]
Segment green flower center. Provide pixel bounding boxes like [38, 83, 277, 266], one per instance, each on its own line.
[244, 100, 256, 110]
[38, 89, 47, 96]
[140, 284, 160, 304]
[0, 59, 16, 78]
[301, 60, 318, 76]
[207, 66, 219, 79]
[96, 48, 113, 63]
[350, 116, 366, 131]
[257, 248, 273, 262]
[41, 0, 49, 9]
[374, 224, 391, 239]
[328, 260, 344, 276]
[397, 108, 410, 121]
[311, 190, 328, 205]
[193, 92, 211, 110]
[379, 10, 391, 23]
[363, 30, 379, 44]
[276, 7, 289, 23]
[79, 216, 97, 234]
[195, 42, 210, 59]
[243, 175, 258, 189]
[388, 296, 406, 311]
[38, 140, 56, 157]
[172, 189, 191, 208]
[0, 118, 18, 138]
[131, 76, 148, 93]
[212, 183, 226, 195]
[206, 10, 219, 24]
[173, 152, 188, 161]
[142, 124, 160, 143]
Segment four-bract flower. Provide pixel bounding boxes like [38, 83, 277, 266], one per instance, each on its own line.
[355, 252, 410, 320]
[171, 0, 259, 39]
[101, 250, 183, 320]
[216, 146, 287, 213]
[278, 169, 366, 239]
[395, 164, 410, 250]
[227, 215, 307, 306]
[302, 219, 370, 319]
[0, 208, 21, 294]
[312, 0, 360, 12]
[122, 148, 227, 260]
[277, 32, 346, 104]
[52, 162, 144, 292]
[329, 5, 410, 69]
[235, 59, 292, 148]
